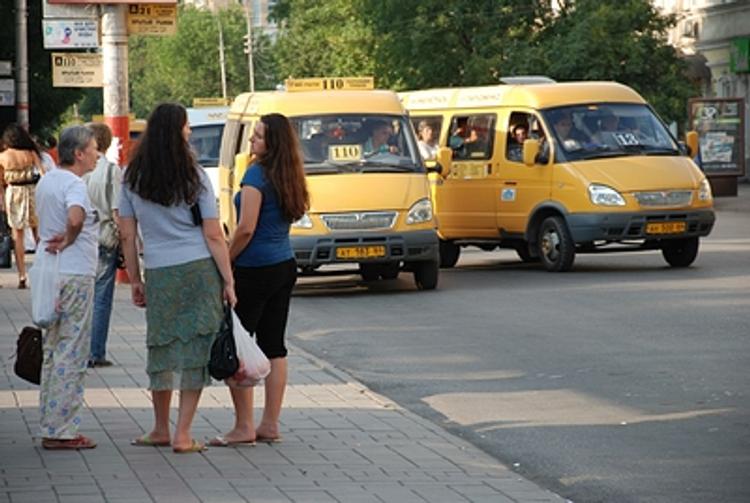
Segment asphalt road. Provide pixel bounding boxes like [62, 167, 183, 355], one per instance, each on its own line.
[286, 188, 750, 503]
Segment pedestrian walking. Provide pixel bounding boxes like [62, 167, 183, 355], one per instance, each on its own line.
[118, 103, 235, 453]
[0, 124, 44, 288]
[210, 113, 308, 446]
[35, 125, 100, 449]
[83, 122, 121, 368]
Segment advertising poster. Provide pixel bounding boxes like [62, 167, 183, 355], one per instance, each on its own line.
[43, 19, 99, 49]
[689, 98, 745, 177]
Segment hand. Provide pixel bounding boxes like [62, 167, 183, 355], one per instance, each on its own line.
[45, 233, 68, 253]
[131, 282, 146, 308]
[223, 283, 237, 307]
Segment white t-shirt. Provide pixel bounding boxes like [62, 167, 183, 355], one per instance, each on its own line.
[35, 168, 99, 276]
[418, 141, 438, 161]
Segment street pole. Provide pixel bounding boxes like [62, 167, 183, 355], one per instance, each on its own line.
[15, 0, 29, 129]
[218, 19, 227, 99]
[101, 4, 129, 166]
[243, 0, 254, 92]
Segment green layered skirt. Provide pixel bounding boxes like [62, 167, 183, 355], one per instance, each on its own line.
[144, 258, 222, 390]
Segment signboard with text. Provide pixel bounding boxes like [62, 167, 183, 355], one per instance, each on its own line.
[127, 4, 177, 36]
[689, 98, 745, 177]
[43, 1, 97, 19]
[0, 79, 15, 106]
[51, 52, 103, 87]
[49, 0, 175, 4]
[43, 19, 99, 49]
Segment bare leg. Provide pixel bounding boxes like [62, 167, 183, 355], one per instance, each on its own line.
[145, 390, 172, 443]
[172, 389, 202, 450]
[221, 386, 255, 442]
[256, 357, 287, 439]
[13, 228, 26, 283]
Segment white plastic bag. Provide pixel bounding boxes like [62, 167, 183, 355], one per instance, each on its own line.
[225, 310, 271, 388]
[29, 251, 61, 328]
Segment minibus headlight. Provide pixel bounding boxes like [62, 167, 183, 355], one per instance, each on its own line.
[698, 179, 712, 202]
[292, 213, 313, 229]
[406, 198, 433, 224]
[588, 184, 626, 206]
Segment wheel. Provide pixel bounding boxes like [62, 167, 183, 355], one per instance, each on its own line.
[413, 260, 439, 290]
[359, 263, 380, 282]
[439, 240, 460, 268]
[379, 262, 400, 280]
[514, 242, 539, 263]
[661, 237, 699, 267]
[537, 215, 575, 272]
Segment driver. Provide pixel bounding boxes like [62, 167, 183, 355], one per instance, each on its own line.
[363, 120, 398, 157]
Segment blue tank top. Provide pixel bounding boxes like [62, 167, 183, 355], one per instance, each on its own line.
[233, 164, 294, 267]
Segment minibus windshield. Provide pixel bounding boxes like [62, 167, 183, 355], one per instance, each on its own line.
[189, 124, 224, 167]
[291, 115, 423, 173]
[542, 104, 679, 162]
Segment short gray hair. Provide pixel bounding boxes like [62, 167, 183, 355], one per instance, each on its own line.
[58, 125, 95, 166]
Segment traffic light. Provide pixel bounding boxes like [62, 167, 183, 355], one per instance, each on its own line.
[243, 34, 251, 55]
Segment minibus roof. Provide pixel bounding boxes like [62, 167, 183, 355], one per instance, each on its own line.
[400, 82, 646, 111]
[228, 90, 405, 119]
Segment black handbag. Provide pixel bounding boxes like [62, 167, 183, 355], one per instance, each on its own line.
[14, 326, 43, 385]
[208, 305, 238, 380]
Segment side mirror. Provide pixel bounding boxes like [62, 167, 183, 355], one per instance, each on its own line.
[685, 131, 699, 158]
[436, 147, 453, 177]
[523, 139, 540, 166]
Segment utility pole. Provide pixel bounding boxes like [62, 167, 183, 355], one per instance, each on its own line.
[243, 0, 254, 92]
[101, 4, 129, 166]
[218, 18, 227, 99]
[15, 0, 29, 129]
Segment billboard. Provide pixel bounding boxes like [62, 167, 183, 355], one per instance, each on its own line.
[689, 98, 745, 177]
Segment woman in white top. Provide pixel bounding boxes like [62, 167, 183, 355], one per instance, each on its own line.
[417, 120, 438, 161]
[34, 125, 100, 450]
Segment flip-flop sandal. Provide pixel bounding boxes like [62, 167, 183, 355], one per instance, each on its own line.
[255, 435, 282, 444]
[172, 439, 207, 454]
[131, 434, 170, 447]
[42, 434, 97, 450]
[207, 435, 256, 447]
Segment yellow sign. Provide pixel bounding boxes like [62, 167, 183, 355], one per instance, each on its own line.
[328, 144, 362, 162]
[285, 77, 374, 92]
[193, 97, 231, 107]
[51, 52, 102, 87]
[127, 4, 177, 36]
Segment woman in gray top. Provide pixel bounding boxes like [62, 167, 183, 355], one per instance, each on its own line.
[119, 103, 236, 453]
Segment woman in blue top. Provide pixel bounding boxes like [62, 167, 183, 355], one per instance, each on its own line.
[210, 113, 308, 446]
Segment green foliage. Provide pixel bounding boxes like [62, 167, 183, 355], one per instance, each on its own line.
[129, 5, 276, 118]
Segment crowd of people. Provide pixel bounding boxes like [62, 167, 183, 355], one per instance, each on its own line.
[1, 105, 309, 452]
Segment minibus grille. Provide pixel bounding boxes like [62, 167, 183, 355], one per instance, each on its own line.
[321, 212, 397, 231]
[634, 191, 692, 207]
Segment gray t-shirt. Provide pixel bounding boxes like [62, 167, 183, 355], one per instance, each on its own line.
[118, 168, 218, 269]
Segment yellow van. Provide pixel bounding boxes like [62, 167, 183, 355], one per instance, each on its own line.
[219, 79, 440, 289]
[401, 81, 715, 271]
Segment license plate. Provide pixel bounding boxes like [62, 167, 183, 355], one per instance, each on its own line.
[646, 222, 686, 235]
[335, 245, 386, 259]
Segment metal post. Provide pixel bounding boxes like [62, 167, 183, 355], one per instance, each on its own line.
[15, 0, 29, 129]
[243, 0, 254, 92]
[101, 4, 129, 166]
[218, 18, 227, 99]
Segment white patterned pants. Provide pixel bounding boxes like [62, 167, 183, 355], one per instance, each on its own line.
[39, 274, 95, 440]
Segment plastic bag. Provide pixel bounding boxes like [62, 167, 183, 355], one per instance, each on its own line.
[29, 251, 61, 328]
[225, 310, 271, 388]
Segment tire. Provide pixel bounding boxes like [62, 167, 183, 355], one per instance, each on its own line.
[380, 262, 400, 280]
[413, 260, 439, 290]
[537, 215, 575, 272]
[661, 237, 699, 268]
[359, 263, 380, 282]
[514, 242, 539, 263]
[439, 240, 460, 268]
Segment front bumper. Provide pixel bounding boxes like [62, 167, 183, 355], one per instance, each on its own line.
[292, 229, 438, 267]
[566, 209, 715, 242]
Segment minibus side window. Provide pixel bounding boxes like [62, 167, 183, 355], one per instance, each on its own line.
[411, 116, 442, 162]
[239, 122, 253, 155]
[447, 114, 495, 161]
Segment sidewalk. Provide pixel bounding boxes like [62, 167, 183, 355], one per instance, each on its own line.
[0, 267, 565, 503]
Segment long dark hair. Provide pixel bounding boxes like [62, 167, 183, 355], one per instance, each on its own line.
[1, 124, 41, 156]
[258, 113, 309, 222]
[125, 103, 201, 206]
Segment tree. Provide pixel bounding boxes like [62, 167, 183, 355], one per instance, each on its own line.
[128, 5, 276, 118]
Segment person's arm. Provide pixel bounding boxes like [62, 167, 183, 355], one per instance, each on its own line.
[119, 216, 145, 307]
[202, 218, 236, 306]
[45, 205, 85, 253]
[228, 185, 262, 262]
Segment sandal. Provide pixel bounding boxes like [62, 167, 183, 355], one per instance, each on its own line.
[207, 435, 256, 447]
[42, 434, 97, 450]
[255, 434, 282, 444]
[131, 434, 170, 447]
[18, 277, 27, 289]
[172, 439, 206, 454]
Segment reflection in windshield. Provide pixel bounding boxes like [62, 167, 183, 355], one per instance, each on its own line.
[291, 114, 423, 173]
[189, 124, 224, 166]
[542, 104, 679, 162]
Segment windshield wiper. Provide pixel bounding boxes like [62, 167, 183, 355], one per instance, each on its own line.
[359, 165, 416, 172]
[304, 163, 349, 174]
[642, 147, 681, 156]
[577, 150, 635, 160]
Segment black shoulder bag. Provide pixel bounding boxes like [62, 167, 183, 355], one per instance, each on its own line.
[208, 304, 238, 380]
[14, 326, 43, 385]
